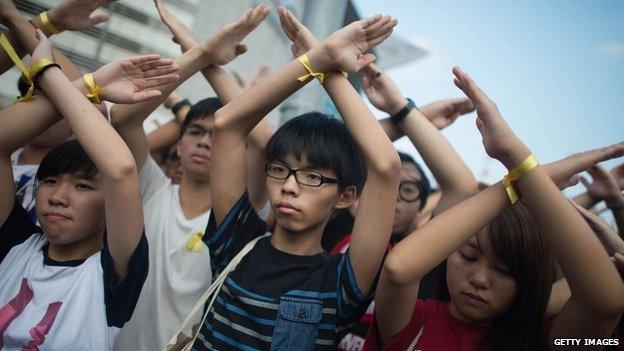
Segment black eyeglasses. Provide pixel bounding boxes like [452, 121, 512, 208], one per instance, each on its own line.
[398, 181, 422, 203]
[183, 125, 212, 139]
[265, 162, 342, 187]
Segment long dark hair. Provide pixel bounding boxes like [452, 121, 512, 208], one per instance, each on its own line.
[438, 201, 556, 350]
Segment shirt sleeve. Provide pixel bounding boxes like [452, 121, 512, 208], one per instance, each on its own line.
[138, 155, 171, 201]
[204, 191, 267, 276]
[335, 251, 375, 337]
[0, 199, 40, 263]
[362, 300, 428, 351]
[101, 231, 149, 328]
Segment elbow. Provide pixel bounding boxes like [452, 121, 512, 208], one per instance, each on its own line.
[107, 158, 139, 183]
[370, 152, 402, 181]
[212, 106, 234, 133]
[382, 251, 414, 287]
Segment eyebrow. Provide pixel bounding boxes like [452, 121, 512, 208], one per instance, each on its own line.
[466, 239, 482, 253]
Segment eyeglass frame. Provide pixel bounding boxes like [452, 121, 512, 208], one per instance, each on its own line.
[264, 161, 343, 187]
[398, 181, 423, 203]
[182, 124, 213, 139]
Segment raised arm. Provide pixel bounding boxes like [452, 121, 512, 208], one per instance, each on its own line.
[0, 0, 113, 77]
[361, 62, 477, 214]
[580, 164, 624, 236]
[34, 31, 178, 278]
[112, 4, 268, 169]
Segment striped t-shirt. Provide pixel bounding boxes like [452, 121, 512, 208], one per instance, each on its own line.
[192, 192, 371, 351]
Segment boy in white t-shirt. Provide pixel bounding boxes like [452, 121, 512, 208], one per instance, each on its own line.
[111, 5, 272, 350]
[0, 22, 178, 349]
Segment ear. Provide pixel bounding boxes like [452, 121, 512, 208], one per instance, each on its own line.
[334, 185, 356, 210]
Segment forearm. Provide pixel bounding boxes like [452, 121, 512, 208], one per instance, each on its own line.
[40, 68, 135, 178]
[385, 182, 509, 285]
[379, 117, 404, 141]
[612, 207, 624, 239]
[0, 96, 61, 155]
[398, 109, 477, 200]
[5, 14, 82, 80]
[111, 45, 209, 127]
[572, 192, 598, 209]
[322, 74, 400, 174]
[517, 166, 624, 316]
[147, 119, 181, 154]
[201, 65, 243, 103]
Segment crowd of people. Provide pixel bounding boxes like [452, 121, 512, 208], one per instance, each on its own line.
[0, 0, 623, 350]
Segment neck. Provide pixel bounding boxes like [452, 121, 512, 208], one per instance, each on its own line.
[178, 173, 212, 219]
[271, 222, 325, 256]
[47, 231, 103, 262]
[18, 144, 56, 165]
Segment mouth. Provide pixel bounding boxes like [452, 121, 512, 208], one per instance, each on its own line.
[190, 154, 209, 163]
[275, 201, 300, 215]
[462, 292, 487, 306]
[44, 212, 71, 222]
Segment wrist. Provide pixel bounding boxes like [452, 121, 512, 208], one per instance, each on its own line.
[171, 99, 191, 117]
[306, 45, 333, 73]
[44, 8, 65, 32]
[500, 143, 532, 170]
[37, 65, 62, 90]
[387, 97, 409, 115]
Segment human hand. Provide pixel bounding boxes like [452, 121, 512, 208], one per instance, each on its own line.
[581, 165, 624, 207]
[202, 5, 270, 65]
[419, 98, 475, 130]
[611, 163, 624, 190]
[572, 200, 619, 243]
[47, 0, 116, 32]
[31, 29, 54, 63]
[154, 0, 198, 53]
[361, 62, 406, 115]
[92, 54, 179, 103]
[277, 6, 320, 58]
[452, 66, 529, 169]
[312, 14, 397, 73]
[542, 143, 624, 190]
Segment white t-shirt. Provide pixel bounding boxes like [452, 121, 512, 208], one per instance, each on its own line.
[114, 156, 212, 351]
[11, 149, 38, 223]
[0, 201, 148, 350]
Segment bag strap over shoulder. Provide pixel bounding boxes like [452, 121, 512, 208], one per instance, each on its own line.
[166, 233, 270, 351]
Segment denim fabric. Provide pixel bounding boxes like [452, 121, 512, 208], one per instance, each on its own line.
[270, 296, 323, 351]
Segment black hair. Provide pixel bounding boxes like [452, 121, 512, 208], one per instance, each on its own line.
[36, 140, 98, 181]
[397, 151, 431, 210]
[265, 112, 366, 193]
[179, 97, 223, 137]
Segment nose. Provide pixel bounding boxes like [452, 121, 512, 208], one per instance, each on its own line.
[48, 183, 70, 207]
[280, 173, 300, 196]
[469, 262, 491, 290]
[196, 132, 212, 149]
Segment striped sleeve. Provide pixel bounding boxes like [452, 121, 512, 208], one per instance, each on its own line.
[204, 191, 267, 275]
[335, 250, 374, 336]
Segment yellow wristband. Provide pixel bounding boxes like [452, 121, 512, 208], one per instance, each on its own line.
[83, 73, 102, 104]
[39, 12, 62, 35]
[297, 54, 326, 84]
[502, 154, 539, 204]
[0, 33, 35, 101]
[186, 231, 205, 252]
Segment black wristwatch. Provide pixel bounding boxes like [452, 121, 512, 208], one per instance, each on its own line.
[390, 98, 417, 122]
[171, 99, 191, 116]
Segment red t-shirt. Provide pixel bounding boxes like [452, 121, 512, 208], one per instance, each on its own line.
[363, 299, 489, 351]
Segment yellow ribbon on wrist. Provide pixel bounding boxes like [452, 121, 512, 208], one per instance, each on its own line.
[39, 12, 63, 35]
[83, 73, 102, 103]
[297, 54, 326, 83]
[186, 231, 205, 252]
[502, 154, 539, 204]
[0, 33, 34, 101]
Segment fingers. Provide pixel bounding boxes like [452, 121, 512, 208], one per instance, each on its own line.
[131, 90, 163, 103]
[136, 57, 174, 71]
[277, 7, 296, 41]
[364, 15, 391, 34]
[580, 175, 592, 190]
[87, 13, 109, 26]
[356, 53, 377, 70]
[143, 74, 180, 88]
[587, 164, 611, 180]
[142, 64, 179, 78]
[359, 14, 383, 29]
[454, 98, 476, 114]
[367, 27, 394, 48]
[235, 44, 248, 56]
[367, 17, 397, 42]
[128, 54, 162, 65]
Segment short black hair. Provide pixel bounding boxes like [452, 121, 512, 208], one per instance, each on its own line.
[179, 97, 223, 137]
[36, 140, 98, 181]
[398, 151, 430, 209]
[265, 112, 366, 193]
